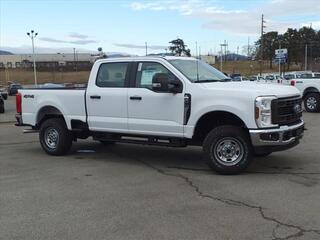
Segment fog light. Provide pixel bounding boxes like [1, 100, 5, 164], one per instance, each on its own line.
[260, 133, 279, 141]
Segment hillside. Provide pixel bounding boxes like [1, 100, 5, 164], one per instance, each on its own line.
[0, 50, 13, 55]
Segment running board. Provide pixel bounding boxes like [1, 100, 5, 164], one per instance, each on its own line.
[23, 129, 39, 134]
[94, 134, 187, 147]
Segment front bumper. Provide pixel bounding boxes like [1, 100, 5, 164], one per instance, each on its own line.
[249, 121, 304, 148]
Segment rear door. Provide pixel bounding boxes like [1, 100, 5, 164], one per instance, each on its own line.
[127, 61, 185, 137]
[86, 61, 130, 133]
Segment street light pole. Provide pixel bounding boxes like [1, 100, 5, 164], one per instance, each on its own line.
[27, 30, 38, 86]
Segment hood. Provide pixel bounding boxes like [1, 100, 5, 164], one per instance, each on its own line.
[200, 81, 300, 98]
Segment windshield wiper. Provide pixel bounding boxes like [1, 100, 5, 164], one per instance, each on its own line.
[194, 78, 232, 83]
[217, 78, 232, 82]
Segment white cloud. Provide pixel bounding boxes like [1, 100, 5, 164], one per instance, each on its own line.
[128, 0, 320, 35]
[39, 37, 97, 45]
[0, 46, 96, 54]
[301, 21, 320, 29]
[113, 43, 168, 50]
[68, 32, 89, 39]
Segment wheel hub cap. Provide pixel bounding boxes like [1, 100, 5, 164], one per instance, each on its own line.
[213, 137, 244, 166]
[44, 128, 59, 149]
[307, 97, 317, 110]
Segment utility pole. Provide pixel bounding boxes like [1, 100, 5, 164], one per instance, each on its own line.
[224, 40, 228, 62]
[73, 48, 77, 72]
[220, 44, 223, 71]
[226, 40, 228, 61]
[145, 42, 148, 56]
[247, 37, 250, 57]
[195, 41, 198, 59]
[278, 42, 281, 76]
[27, 30, 38, 86]
[199, 46, 201, 60]
[260, 14, 266, 76]
[236, 46, 239, 61]
[220, 41, 227, 71]
[305, 44, 308, 71]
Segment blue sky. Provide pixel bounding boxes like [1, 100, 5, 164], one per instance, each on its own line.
[1, 0, 320, 56]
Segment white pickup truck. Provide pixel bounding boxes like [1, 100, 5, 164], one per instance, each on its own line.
[284, 77, 320, 112]
[15, 57, 304, 174]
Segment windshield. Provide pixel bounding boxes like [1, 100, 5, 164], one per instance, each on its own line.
[168, 59, 228, 82]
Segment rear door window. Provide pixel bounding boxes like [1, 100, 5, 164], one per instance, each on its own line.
[96, 62, 129, 88]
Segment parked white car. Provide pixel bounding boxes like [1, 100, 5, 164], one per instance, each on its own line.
[283, 77, 320, 112]
[15, 57, 304, 174]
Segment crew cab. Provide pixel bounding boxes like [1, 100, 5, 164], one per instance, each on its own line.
[284, 77, 320, 112]
[15, 57, 304, 174]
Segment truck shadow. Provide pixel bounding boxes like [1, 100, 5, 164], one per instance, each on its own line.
[71, 141, 313, 176]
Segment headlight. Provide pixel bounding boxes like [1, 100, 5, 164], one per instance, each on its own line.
[255, 96, 278, 128]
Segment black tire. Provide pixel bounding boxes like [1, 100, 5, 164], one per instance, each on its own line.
[304, 93, 320, 112]
[0, 103, 4, 113]
[254, 152, 272, 157]
[203, 125, 253, 174]
[39, 118, 72, 156]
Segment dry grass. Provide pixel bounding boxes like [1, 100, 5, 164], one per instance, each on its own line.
[0, 60, 303, 85]
[212, 60, 302, 75]
[0, 69, 90, 85]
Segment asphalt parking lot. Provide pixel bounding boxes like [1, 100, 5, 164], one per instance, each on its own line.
[1, 97, 320, 240]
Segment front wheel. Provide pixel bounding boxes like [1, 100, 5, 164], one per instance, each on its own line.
[39, 118, 72, 156]
[203, 126, 253, 174]
[304, 93, 320, 112]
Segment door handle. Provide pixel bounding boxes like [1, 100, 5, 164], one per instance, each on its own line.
[90, 95, 101, 99]
[130, 96, 142, 100]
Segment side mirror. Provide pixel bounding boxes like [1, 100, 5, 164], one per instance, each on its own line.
[152, 73, 169, 92]
[152, 73, 182, 93]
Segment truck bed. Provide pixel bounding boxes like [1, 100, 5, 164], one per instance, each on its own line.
[20, 88, 87, 129]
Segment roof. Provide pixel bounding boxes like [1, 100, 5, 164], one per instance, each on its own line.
[95, 56, 197, 64]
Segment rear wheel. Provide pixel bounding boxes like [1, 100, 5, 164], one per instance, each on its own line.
[304, 93, 320, 112]
[39, 118, 72, 155]
[203, 126, 253, 174]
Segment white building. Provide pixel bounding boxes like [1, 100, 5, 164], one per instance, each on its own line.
[0, 53, 95, 68]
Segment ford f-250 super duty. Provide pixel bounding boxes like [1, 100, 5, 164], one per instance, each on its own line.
[15, 57, 304, 174]
[284, 77, 320, 112]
